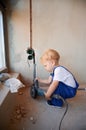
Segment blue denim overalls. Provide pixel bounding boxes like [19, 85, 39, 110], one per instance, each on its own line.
[47, 66, 79, 107]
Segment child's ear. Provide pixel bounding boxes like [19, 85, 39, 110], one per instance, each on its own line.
[52, 60, 55, 65]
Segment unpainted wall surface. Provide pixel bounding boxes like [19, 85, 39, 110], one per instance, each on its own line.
[6, 0, 86, 85]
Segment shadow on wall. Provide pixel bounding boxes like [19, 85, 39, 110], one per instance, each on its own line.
[6, 0, 18, 7]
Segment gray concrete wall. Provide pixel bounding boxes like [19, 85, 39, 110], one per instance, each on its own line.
[6, 0, 86, 85]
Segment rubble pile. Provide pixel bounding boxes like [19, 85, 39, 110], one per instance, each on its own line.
[10, 104, 27, 122]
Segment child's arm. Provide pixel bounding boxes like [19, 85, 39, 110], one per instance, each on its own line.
[44, 80, 59, 100]
[37, 75, 52, 84]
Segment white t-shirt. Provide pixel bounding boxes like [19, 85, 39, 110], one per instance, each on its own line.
[53, 66, 76, 88]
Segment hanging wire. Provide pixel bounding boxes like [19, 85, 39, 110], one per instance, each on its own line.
[30, 0, 32, 48]
[27, 58, 30, 67]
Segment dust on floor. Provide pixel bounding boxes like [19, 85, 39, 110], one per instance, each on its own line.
[0, 86, 86, 130]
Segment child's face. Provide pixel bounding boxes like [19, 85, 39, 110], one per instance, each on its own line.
[43, 60, 54, 72]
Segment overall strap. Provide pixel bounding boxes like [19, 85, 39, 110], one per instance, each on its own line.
[60, 66, 79, 88]
[50, 66, 79, 88]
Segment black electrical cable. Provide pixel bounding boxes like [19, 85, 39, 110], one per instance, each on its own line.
[52, 95, 68, 130]
[59, 99, 68, 130]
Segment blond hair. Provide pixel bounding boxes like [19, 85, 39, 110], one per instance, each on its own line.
[40, 49, 60, 64]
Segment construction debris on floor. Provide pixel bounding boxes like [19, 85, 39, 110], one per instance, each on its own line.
[0, 85, 86, 130]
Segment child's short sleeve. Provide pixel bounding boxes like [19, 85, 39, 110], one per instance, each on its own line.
[53, 66, 76, 88]
[53, 67, 67, 81]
